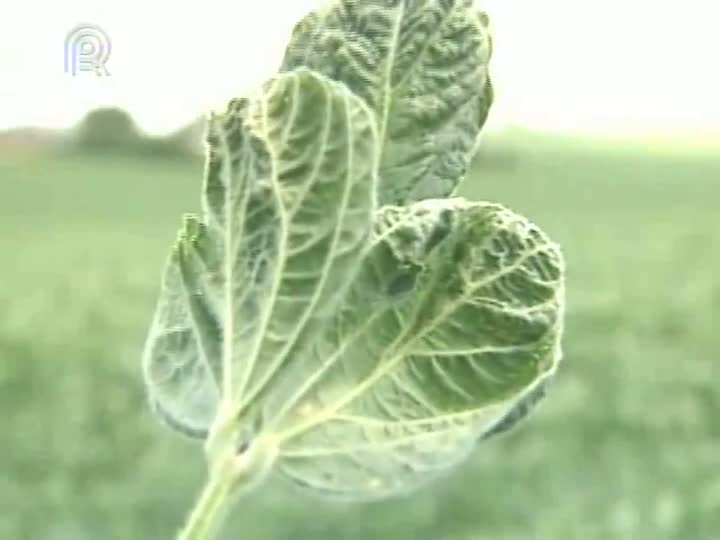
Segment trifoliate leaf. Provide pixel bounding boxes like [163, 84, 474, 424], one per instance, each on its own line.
[258, 199, 565, 499]
[141, 2, 569, 530]
[281, 0, 494, 205]
[142, 68, 380, 438]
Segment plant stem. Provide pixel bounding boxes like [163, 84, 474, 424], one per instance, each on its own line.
[176, 417, 278, 540]
[177, 473, 235, 540]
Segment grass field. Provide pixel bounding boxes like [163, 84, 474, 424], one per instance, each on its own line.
[1, 133, 718, 539]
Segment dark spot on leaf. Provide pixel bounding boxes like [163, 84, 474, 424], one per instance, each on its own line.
[452, 243, 466, 264]
[387, 268, 419, 297]
[236, 439, 251, 455]
[292, 476, 313, 489]
[256, 257, 268, 283]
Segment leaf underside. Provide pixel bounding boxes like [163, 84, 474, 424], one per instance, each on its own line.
[266, 199, 564, 498]
[143, 68, 380, 439]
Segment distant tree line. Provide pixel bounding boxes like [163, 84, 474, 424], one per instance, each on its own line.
[72, 107, 205, 159]
[0, 106, 524, 169]
[69, 107, 521, 170]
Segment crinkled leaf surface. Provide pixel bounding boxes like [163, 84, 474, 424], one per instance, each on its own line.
[143, 68, 379, 437]
[143, 7, 565, 503]
[281, 0, 494, 205]
[258, 198, 565, 498]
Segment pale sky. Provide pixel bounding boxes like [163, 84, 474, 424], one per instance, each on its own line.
[1, 0, 719, 138]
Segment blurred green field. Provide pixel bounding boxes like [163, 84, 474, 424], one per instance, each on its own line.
[1, 133, 718, 540]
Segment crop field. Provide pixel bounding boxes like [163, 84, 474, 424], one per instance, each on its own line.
[0, 133, 718, 539]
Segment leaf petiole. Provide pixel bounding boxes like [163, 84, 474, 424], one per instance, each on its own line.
[177, 471, 235, 540]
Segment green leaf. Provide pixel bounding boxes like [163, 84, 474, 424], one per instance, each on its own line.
[281, 0, 494, 205]
[257, 199, 565, 499]
[142, 68, 380, 438]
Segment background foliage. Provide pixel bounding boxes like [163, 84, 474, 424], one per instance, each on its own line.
[0, 131, 718, 539]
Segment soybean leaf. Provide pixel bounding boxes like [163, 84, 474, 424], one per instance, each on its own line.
[281, 0, 494, 205]
[258, 199, 565, 499]
[480, 375, 552, 440]
[142, 68, 380, 437]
